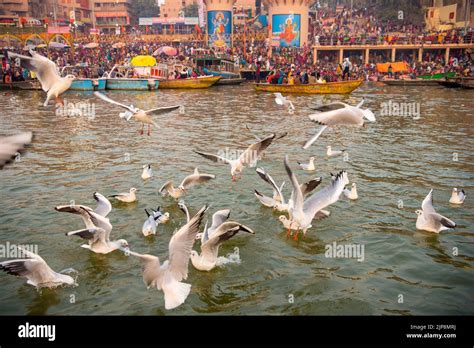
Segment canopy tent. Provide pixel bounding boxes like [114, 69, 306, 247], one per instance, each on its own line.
[376, 62, 410, 73]
[131, 55, 156, 67]
[153, 46, 178, 56]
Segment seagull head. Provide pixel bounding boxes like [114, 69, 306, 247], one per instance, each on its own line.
[118, 239, 129, 249]
[452, 188, 458, 193]
[310, 156, 315, 161]
[190, 250, 199, 259]
[415, 210, 423, 216]
[278, 215, 288, 223]
[352, 183, 357, 189]
[130, 187, 137, 193]
[178, 200, 186, 209]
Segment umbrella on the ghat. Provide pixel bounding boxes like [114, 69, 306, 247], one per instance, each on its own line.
[84, 42, 99, 49]
[36, 43, 47, 48]
[152, 46, 178, 57]
[48, 42, 70, 49]
[112, 42, 125, 49]
[130, 55, 156, 67]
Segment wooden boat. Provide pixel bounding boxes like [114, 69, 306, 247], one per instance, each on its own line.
[253, 79, 363, 94]
[418, 72, 456, 80]
[105, 65, 159, 90]
[60, 66, 106, 91]
[438, 77, 474, 89]
[0, 80, 41, 90]
[216, 78, 245, 86]
[382, 79, 441, 86]
[158, 75, 221, 89]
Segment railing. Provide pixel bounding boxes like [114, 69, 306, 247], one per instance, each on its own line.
[312, 33, 473, 46]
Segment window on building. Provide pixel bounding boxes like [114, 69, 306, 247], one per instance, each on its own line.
[449, 12, 454, 19]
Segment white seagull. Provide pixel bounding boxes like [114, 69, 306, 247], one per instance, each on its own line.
[326, 146, 344, 157]
[94, 91, 180, 136]
[303, 100, 375, 149]
[109, 187, 137, 203]
[282, 155, 348, 240]
[194, 134, 276, 181]
[254, 167, 326, 214]
[298, 157, 316, 171]
[416, 189, 456, 233]
[191, 221, 254, 272]
[274, 93, 295, 111]
[0, 247, 75, 288]
[159, 168, 215, 199]
[142, 207, 169, 236]
[141, 164, 153, 180]
[449, 188, 466, 204]
[0, 132, 33, 169]
[127, 206, 207, 310]
[8, 50, 75, 106]
[343, 183, 358, 200]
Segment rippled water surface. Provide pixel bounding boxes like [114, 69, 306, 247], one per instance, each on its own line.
[0, 83, 473, 315]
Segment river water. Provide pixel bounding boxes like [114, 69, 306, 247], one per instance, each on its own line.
[0, 83, 472, 315]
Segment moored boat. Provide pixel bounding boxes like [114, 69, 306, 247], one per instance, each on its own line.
[418, 72, 456, 80]
[216, 78, 246, 85]
[158, 75, 221, 89]
[60, 66, 106, 91]
[0, 80, 42, 90]
[253, 79, 363, 94]
[438, 76, 474, 89]
[105, 65, 159, 90]
[382, 79, 441, 86]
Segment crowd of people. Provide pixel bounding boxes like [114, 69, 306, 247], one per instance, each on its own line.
[1, 4, 473, 84]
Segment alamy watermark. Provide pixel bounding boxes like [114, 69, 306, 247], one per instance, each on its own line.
[55, 99, 96, 119]
[216, 147, 259, 164]
[325, 242, 365, 262]
[0, 242, 38, 258]
[380, 100, 420, 120]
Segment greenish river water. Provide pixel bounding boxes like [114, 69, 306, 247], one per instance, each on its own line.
[0, 83, 472, 315]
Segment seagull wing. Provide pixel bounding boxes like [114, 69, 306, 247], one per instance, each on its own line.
[167, 206, 207, 281]
[284, 155, 304, 216]
[94, 91, 136, 112]
[0, 132, 33, 169]
[239, 134, 276, 166]
[256, 167, 284, 203]
[179, 172, 215, 190]
[207, 209, 231, 236]
[93, 192, 112, 217]
[193, 150, 231, 164]
[421, 189, 436, 214]
[300, 177, 322, 196]
[8, 50, 61, 92]
[128, 251, 161, 288]
[145, 105, 180, 115]
[302, 171, 347, 218]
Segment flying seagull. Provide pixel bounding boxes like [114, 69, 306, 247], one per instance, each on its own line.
[0, 247, 75, 288]
[94, 91, 180, 136]
[416, 189, 456, 233]
[127, 206, 207, 310]
[274, 93, 295, 111]
[159, 168, 215, 199]
[8, 50, 74, 106]
[194, 134, 276, 181]
[303, 100, 375, 149]
[0, 132, 33, 169]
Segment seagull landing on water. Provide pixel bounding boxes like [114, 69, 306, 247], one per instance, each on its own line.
[159, 168, 215, 199]
[0, 132, 33, 169]
[254, 167, 325, 214]
[416, 189, 456, 233]
[0, 247, 75, 288]
[282, 155, 348, 240]
[141, 164, 153, 180]
[127, 206, 208, 310]
[273, 93, 295, 111]
[109, 188, 137, 203]
[190, 208, 254, 271]
[449, 188, 466, 205]
[343, 183, 358, 200]
[303, 100, 375, 149]
[194, 134, 276, 181]
[8, 50, 74, 106]
[94, 92, 180, 136]
[326, 146, 345, 157]
[298, 157, 316, 171]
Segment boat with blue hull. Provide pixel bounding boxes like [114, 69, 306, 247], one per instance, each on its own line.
[105, 65, 159, 90]
[60, 66, 106, 91]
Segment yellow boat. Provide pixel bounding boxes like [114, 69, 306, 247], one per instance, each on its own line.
[158, 75, 221, 89]
[253, 79, 363, 94]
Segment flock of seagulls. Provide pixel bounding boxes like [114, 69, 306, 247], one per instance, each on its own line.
[0, 49, 468, 311]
